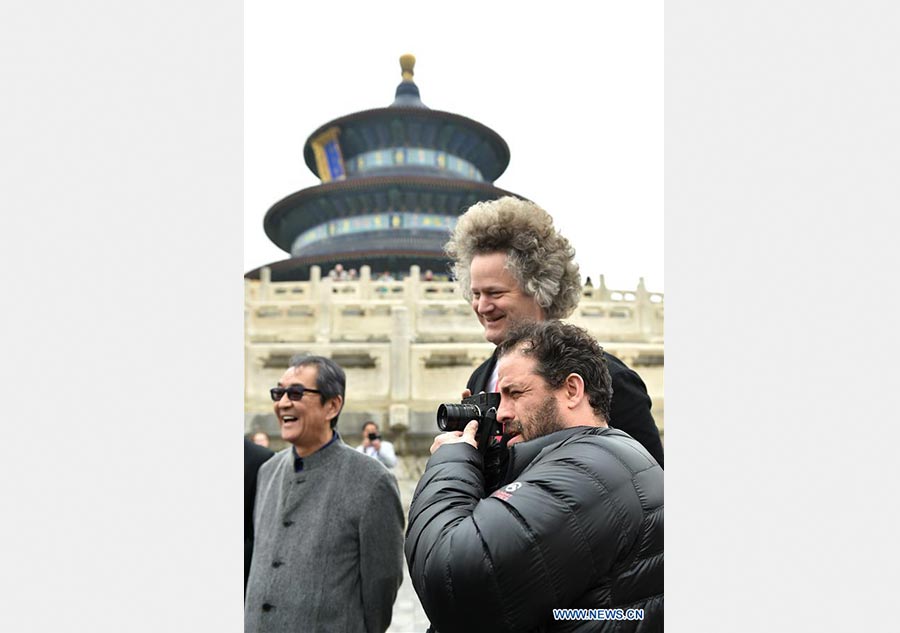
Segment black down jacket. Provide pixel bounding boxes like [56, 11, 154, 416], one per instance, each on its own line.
[405, 426, 663, 633]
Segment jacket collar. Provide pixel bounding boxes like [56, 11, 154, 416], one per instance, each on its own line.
[284, 430, 343, 474]
[503, 426, 604, 484]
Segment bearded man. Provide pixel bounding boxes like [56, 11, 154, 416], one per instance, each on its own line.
[405, 321, 663, 633]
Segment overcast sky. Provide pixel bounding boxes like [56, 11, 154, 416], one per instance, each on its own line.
[245, 2, 663, 292]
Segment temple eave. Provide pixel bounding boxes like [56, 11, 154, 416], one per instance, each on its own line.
[302, 107, 510, 181]
[262, 177, 520, 252]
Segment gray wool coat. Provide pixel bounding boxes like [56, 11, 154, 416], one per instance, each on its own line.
[245, 437, 405, 633]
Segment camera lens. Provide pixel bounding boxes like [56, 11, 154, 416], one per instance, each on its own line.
[437, 403, 482, 432]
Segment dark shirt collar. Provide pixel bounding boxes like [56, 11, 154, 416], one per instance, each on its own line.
[292, 430, 339, 473]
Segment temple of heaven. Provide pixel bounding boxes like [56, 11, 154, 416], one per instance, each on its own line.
[245, 54, 523, 281]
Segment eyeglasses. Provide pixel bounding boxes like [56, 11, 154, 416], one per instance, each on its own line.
[270, 385, 322, 402]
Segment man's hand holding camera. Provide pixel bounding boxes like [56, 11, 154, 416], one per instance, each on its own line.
[434, 391, 510, 491]
[430, 419, 479, 454]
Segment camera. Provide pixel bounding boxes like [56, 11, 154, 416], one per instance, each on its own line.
[436, 392, 501, 456]
[368, 432, 381, 442]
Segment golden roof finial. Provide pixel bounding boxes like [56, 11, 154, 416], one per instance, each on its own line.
[400, 53, 416, 82]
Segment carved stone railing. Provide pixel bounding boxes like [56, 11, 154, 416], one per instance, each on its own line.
[246, 265, 663, 345]
[245, 264, 664, 450]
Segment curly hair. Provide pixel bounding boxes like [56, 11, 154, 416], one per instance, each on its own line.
[444, 196, 582, 319]
[498, 320, 612, 422]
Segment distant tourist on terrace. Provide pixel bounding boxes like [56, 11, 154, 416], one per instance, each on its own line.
[329, 263, 349, 280]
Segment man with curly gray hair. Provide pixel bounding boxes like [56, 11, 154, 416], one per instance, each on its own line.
[445, 196, 664, 468]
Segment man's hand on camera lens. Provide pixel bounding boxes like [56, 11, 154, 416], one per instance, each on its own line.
[430, 420, 480, 454]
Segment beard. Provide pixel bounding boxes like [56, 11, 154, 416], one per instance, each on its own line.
[520, 395, 566, 441]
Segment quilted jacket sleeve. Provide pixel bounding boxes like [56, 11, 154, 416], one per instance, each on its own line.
[405, 437, 646, 633]
[605, 355, 665, 468]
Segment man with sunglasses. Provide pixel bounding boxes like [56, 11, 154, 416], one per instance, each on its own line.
[245, 355, 405, 633]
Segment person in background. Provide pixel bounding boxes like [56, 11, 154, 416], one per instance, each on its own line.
[423, 268, 439, 294]
[356, 421, 397, 469]
[329, 263, 348, 280]
[251, 431, 270, 448]
[244, 437, 273, 593]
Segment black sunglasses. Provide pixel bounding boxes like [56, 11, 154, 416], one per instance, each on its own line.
[270, 385, 323, 402]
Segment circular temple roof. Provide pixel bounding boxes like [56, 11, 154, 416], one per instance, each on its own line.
[302, 108, 510, 183]
[248, 55, 520, 282]
[263, 175, 518, 253]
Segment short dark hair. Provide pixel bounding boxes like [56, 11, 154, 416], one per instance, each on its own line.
[497, 321, 612, 422]
[288, 354, 346, 429]
[361, 421, 378, 432]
